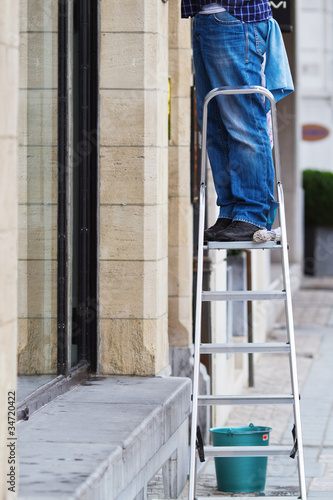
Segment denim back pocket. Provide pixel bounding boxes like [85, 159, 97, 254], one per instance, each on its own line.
[254, 21, 269, 55]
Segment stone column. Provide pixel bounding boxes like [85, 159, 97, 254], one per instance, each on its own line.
[167, 3, 211, 441]
[99, 0, 170, 375]
[0, 1, 19, 498]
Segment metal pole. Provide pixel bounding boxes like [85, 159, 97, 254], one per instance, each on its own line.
[57, 0, 69, 375]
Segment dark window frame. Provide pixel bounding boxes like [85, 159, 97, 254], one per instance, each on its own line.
[57, 0, 99, 376]
[57, 0, 69, 375]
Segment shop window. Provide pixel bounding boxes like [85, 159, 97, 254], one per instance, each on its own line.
[17, 0, 98, 402]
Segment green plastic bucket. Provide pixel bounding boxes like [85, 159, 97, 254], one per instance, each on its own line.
[210, 423, 271, 493]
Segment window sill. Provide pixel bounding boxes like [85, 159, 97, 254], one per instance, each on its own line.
[17, 361, 89, 421]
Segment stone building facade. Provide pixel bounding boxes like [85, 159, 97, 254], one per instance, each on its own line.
[0, 1, 303, 498]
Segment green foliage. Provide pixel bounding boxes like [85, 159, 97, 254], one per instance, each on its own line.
[303, 169, 333, 227]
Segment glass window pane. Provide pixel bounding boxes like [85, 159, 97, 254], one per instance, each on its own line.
[17, 0, 59, 388]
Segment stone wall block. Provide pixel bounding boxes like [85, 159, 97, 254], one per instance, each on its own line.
[155, 34, 169, 90]
[0, 0, 19, 47]
[5, 45, 19, 136]
[168, 244, 192, 297]
[100, 259, 167, 319]
[152, 312, 169, 374]
[0, 320, 17, 499]
[100, 147, 145, 205]
[100, 203, 167, 262]
[101, 0, 168, 35]
[100, 1, 145, 32]
[0, 139, 18, 230]
[100, 260, 160, 320]
[168, 196, 192, 246]
[144, 256, 168, 319]
[100, 146, 168, 206]
[168, 145, 191, 196]
[169, 95, 191, 146]
[101, 33, 146, 89]
[99, 315, 168, 375]
[168, 296, 192, 347]
[155, 0, 169, 39]
[0, 44, 19, 137]
[169, 47, 192, 98]
[0, 231, 17, 330]
[150, 89, 169, 148]
[101, 89, 168, 147]
[168, 0, 191, 49]
[0, 45, 6, 137]
[101, 33, 168, 90]
[100, 90, 143, 146]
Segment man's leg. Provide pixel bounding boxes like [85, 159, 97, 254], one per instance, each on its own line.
[192, 12, 276, 233]
[193, 13, 234, 226]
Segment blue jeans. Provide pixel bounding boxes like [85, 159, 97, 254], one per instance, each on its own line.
[193, 11, 278, 229]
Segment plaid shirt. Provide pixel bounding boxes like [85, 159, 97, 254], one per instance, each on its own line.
[181, 0, 272, 22]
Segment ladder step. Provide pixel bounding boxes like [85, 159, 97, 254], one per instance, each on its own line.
[198, 394, 294, 405]
[204, 445, 292, 458]
[205, 240, 281, 250]
[200, 342, 290, 354]
[202, 290, 286, 301]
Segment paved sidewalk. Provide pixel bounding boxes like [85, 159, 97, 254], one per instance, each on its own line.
[177, 276, 333, 498]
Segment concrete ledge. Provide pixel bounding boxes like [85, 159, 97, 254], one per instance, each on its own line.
[18, 376, 191, 500]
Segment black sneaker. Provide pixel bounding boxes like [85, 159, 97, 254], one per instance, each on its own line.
[215, 221, 261, 242]
[204, 218, 232, 242]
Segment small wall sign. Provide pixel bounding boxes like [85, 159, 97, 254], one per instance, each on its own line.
[302, 124, 330, 142]
[270, 0, 292, 32]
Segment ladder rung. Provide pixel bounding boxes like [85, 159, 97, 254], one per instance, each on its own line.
[204, 445, 292, 458]
[205, 241, 281, 250]
[202, 290, 286, 301]
[200, 342, 290, 354]
[198, 394, 294, 405]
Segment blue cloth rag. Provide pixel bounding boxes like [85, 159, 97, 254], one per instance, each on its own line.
[264, 18, 294, 111]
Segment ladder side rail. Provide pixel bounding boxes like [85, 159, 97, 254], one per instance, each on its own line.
[266, 91, 307, 499]
[188, 92, 210, 500]
[277, 182, 307, 499]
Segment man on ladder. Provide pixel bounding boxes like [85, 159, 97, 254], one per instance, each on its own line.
[181, 0, 293, 242]
[181, 2, 307, 499]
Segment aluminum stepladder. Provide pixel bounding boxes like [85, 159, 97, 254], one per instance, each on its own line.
[188, 86, 307, 500]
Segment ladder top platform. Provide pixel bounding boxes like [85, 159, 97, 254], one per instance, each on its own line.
[205, 241, 281, 250]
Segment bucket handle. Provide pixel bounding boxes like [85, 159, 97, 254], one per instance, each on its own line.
[227, 423, 254, 434]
